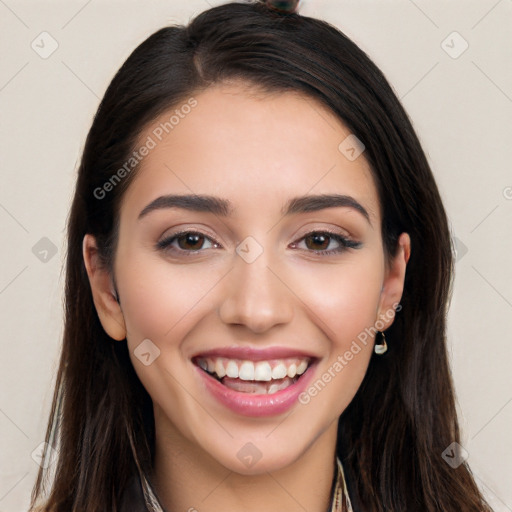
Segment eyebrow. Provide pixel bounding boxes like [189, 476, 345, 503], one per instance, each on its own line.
[138, 193, 371, 225]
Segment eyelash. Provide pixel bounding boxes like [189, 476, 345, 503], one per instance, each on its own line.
[156, 230, 361, 256]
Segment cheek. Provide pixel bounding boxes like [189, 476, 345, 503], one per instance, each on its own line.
[291, 258, 383, 414]
[115, 251, 225, 343]
[285, 254, 385, 344]
[114, 254, 224, 418]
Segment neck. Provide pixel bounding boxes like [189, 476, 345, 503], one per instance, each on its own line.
[152, 411, 339, 512]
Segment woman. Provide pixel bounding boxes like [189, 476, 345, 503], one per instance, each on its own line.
[30, 1, 493, 510]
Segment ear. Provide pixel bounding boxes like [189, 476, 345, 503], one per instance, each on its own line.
[376, 232, 411, 330]
[82, 234, 126, 341]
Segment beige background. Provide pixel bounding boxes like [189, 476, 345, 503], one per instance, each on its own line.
[0, 1, 511, 510]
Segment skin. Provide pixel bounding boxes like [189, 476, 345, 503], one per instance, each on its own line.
[83, 81, 410, 512]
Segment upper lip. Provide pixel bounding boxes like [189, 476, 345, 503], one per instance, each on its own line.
[191, 346, 318, 362]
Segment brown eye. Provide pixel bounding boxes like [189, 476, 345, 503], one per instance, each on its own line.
[291, 231, 361, 255]
[176, 233, 206, 250]
[304, 233, 331, 251]
[157, 231, 218, 253]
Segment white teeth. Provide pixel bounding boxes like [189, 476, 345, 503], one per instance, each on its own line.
[296, 360, 308, 375]
[254, 361, 272, 381]
[239, 361, 255, 381]
[267, 383, 280, 394]
[226, 360, 239, 378]
[271, 363, 287, 379]
[196, 356, 311, 382]
[287, 363, 297, 378]
[268, 378, 295, 394]
[215, 358, 226, 378]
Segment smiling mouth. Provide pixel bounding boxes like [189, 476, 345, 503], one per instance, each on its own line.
[193, 356, 313, 395]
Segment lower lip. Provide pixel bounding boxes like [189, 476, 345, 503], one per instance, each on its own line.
[195, 362, 316, 417]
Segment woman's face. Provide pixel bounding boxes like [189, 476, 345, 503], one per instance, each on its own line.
[86, 81, 408, 474]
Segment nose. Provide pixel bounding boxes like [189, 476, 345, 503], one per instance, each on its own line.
[218, 254, 294, 334]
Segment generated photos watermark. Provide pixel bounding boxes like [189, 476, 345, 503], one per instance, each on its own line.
[93, 97, 198, 200]
[299, 302, 401, 405]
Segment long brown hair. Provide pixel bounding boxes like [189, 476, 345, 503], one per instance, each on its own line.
[30, 2, 492, 510]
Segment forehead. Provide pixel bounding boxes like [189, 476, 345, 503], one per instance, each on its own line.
[121, 82, 379, 224]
